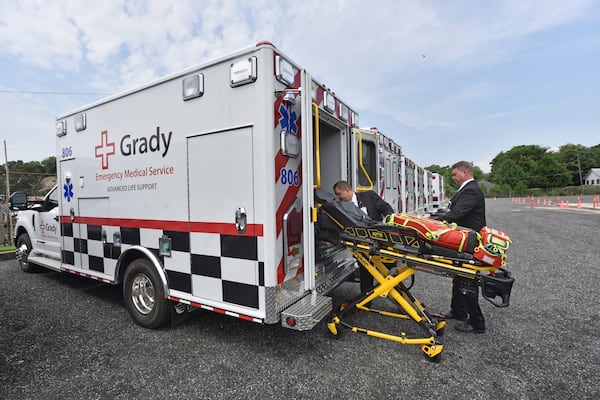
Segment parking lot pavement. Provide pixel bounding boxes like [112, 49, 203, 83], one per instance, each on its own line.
[1, 198, 599, 399]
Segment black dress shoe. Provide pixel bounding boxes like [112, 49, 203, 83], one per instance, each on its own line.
[454, 321, 485, 334]
[444, 310, 468, 321]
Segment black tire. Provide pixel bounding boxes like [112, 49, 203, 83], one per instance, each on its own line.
[16, 233, 37, 273]
[123, 258, 171, 328]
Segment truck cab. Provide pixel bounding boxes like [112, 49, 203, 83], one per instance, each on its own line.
[10, 186, 61, 272]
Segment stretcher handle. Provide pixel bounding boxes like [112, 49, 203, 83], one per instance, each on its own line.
[480, 269, 514, 308]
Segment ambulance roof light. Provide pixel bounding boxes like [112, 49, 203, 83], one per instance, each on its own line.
[351, 112, 359, 127]
[56, 120, 67, 137]
[339, 103, 348, 121]
[74, 113, 86, 132]
[230, 56, 257, 87]
[182, 74, 204, 101]
[275, 55, 295, 86]
[323, 91, 335, 113]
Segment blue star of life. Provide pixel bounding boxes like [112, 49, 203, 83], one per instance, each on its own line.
[279, 104, 297, 134]
[63, 182, 74, 202]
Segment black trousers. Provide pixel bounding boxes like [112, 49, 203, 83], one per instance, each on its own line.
[360, 265, 374, 294]
[451, 277, 485, 329]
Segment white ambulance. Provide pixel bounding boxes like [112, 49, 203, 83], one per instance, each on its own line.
[354, 127, 401, 213]
[431, 172, 447, 212]
[422, 169, 434, 215]
[399, 156, 417, 213]
[11, 41, 364, 331]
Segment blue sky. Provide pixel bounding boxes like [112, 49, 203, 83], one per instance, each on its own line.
[1, 0, 598, 172]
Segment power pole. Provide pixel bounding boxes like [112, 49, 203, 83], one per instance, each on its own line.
[576, 154, 583, 195]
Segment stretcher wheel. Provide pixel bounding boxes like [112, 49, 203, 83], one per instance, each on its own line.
[435, 319, 447, 337]
[420, 343, 443, 362]
[326, 317, 343, 339]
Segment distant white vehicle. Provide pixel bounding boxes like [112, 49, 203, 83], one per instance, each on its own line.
[431, 172, 447, 212]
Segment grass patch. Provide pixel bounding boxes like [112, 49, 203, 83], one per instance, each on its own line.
[0, 245, 16, 252]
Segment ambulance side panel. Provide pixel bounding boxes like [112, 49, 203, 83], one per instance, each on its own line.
[56, 46, 279, 321]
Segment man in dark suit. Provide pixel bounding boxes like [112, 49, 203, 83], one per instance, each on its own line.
[433, 161, 487, 333]
[333, 181, 394, 293]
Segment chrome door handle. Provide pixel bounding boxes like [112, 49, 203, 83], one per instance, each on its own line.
[235, 207, 247, 234]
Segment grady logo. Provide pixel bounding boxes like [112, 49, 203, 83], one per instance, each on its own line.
[95, 130, 115, 170]
[40, 223, 57, 235]
[95, 127, 173, 170]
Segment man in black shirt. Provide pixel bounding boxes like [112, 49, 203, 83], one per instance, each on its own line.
[433, 161, 487, 333]
[333, 181, 394, 294]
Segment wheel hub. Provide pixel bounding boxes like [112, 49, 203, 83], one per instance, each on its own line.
[131, 273, 155, 315]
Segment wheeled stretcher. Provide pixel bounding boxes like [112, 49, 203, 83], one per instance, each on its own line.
[315, 192, 514, 361]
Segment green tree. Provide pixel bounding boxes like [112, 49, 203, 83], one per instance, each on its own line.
[426, 161, 485, 195]
[489, 145, 570, 189]
[40, 157, 57, 174]
[472, 165, 486, 181]
[557, 144, 595, 185]
[1, 157, 57, 196]
[590, 145, 600, 166]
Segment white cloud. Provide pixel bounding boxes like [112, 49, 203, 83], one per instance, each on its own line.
[0, 0, 597, 164]
[2, 0, 593, 90]
[0, 93, 56, 161]
[0, 1, 83, 69]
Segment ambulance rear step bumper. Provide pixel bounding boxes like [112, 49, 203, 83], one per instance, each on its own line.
[280, 249, 356, 331]
[281, 293, 332, 331]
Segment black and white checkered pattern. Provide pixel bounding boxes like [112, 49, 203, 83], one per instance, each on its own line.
[61, 222, 264, 310]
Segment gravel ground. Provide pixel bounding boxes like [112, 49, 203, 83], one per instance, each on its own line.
[1, 197, 599, 400]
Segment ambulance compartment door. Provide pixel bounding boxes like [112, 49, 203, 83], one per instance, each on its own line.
[187, 127, 258, 308]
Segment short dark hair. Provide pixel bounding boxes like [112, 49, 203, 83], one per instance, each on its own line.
[452, 161, 473, 175]
[333, 180, 352, 191]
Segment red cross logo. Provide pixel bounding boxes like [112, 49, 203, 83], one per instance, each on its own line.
[95, 130, 116, 170]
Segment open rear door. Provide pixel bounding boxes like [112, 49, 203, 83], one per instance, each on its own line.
[299, 71, 316, 292]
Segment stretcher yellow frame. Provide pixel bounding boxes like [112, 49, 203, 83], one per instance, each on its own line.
[326, 234, 513, 362]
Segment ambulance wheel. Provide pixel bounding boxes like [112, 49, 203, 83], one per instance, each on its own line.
[16, 233, 37, 273]
[123, 258, 171, 328]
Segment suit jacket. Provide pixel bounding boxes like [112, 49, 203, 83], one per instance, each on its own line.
[356, 191, 394, 222]
[436, 180, 486, 231]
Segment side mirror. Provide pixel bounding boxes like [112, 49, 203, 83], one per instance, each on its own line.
[9, 192, 28, 210]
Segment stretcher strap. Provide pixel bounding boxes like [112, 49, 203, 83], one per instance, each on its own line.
[384, 213, 471, 252]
